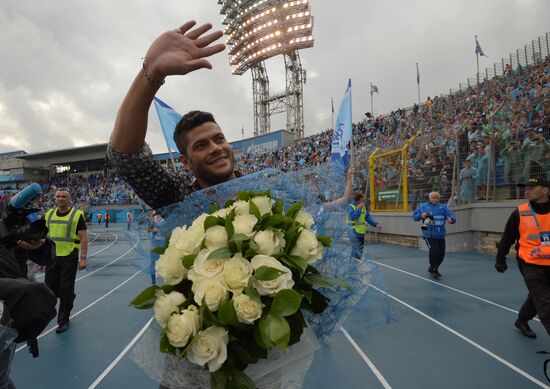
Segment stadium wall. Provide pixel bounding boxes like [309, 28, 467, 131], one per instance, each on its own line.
[370, 200, 522, 255]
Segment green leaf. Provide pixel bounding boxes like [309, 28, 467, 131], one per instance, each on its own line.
[285, 201, 304, 218]
[316, 235, 332, 247]
[279, 255, 308, 276]
[223, 199, 235, 208]
[272, 198, 284, 215]
[270, 289, 303, 317]
[129, 285, 158, 309]
[249, 200, 261, 220]
[160, 334, 176, 355]
[236, 191, 251, 201]
[207, 247, 233, 261]
[209, 203, 220, 213]
[211, 367, 255, 389]
[245, 279, 261, 303]
[160, 285, 175, 294]
[258, 314, 291, 348]
[225, 210, 235, 240]
[218, 300, 239, 326]
[230, 233, 250, 243]
[151, 246, 165, 255]
[200, 298, 221, 326]
[286, 310, 306, 346]
[300, 288, 329, 314]
[204, 216, 221, 230]
[182, 254, 196, 269]
[283, 224, 300, 254]
[254, 266, 285, 281]
[304, 274, 351, 291]
[264, 214, 288, 228]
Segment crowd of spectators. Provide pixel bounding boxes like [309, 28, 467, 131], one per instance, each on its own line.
[4, 56, 548, 211]
[31, 172, 139, 210]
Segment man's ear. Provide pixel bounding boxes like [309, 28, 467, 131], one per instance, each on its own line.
[179, 154, 191, 170]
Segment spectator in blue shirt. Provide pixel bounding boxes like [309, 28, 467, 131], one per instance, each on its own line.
[347, 193, 381, 259]
[413, 192, 457, 278]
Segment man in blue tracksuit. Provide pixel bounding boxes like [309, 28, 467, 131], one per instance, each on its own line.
[347, 193, 381, 259]
[413, 192, 457, 278]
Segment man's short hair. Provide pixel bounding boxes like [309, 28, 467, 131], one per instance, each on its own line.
[173, 110, 217, 155]
[353, 193, 364, 202]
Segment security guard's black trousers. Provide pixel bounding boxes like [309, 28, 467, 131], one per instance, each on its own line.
[45, 250, 79, 325]
[517, 259, 550, 336]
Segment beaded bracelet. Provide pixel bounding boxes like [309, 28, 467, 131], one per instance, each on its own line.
[142, 61, 165, 87]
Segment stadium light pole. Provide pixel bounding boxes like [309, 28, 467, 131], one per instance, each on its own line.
[217, 0, 315, 138]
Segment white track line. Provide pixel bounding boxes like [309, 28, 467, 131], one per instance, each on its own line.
[339, 325, 392, 389]
[16, 268, 144, 353]
[88, 317, 154, 389]
[368, 283, 550, 389]
[35, 232, 119, 279]
[75, 232, 138, 282]
[368, 259, 540, 323]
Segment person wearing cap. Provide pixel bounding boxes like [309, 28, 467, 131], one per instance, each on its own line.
[521, 129, 549, 182]
[495, 177, 550, 339]
[459, 156, 477, 203]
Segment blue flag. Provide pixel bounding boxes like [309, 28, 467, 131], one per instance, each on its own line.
[331, 79, 352, 172]
[153, 97, 181, 154]
[475, 36, 487, 57]
[370, 84, 379, 94]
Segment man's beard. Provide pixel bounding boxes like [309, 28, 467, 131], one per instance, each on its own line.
[193, 154, 236, 187]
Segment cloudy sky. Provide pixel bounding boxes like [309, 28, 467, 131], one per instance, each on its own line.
[0, 0, 548, 154]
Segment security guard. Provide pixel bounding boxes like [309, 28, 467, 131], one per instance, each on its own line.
[496, 177, 550, 339]
[347, 193, 381, 259]
[44, 188, 88, 333]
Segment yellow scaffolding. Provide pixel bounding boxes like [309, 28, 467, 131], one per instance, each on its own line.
[369, 136, 416, 212]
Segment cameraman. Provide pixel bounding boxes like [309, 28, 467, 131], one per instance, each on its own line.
[1, 244, 57, 388]
[413, 192, 457, 278]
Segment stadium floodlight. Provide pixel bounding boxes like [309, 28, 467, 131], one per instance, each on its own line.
[218, 0, 314, 75]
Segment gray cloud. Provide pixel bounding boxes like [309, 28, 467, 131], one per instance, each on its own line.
[0, 0, 548, 153]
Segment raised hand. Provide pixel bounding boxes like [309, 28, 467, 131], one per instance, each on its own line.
[144, 21, 226, 80]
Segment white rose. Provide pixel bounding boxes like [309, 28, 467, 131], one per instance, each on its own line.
[191, 213, 210, 233]
[233, 214, 257, 238]
[222, 254, 252, 292]
[192, 277, 229, 312]
[290, 228, 324, 263]
[153, 290, 186, 328]
[232, 200, 250, 215]
[253, 230, 286, 256]
[155, 246, 188, 285]
[170, 225, 203, 255]
[187, 326, 228, 373]
[250, 255, 294, 296]
[250, 196, 273, 216]
[166, 305, 200, 347]
[188, 249, 225, 281]
[295, 210, 315, 229]
[233, 294, 263, 324]
[205, 225, 229, 250]
[212, 207, 231, 218]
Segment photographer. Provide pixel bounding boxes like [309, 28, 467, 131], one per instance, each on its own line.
[0, 246, 57, 389]
[413, 192, 456, 278]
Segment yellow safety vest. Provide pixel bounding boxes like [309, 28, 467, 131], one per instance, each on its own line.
[45, 207, 84, 257]
[346, 204, 367, 235]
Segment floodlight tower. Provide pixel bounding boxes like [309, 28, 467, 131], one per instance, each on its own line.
[218, 0, 314, 138]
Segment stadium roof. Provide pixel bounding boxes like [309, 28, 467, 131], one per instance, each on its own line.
[16, 143, 108, 165]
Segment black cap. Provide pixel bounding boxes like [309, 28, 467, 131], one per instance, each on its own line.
[518, 177, 550, 188]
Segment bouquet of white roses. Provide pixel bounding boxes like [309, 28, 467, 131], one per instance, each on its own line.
[131, 190, 348, 388]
